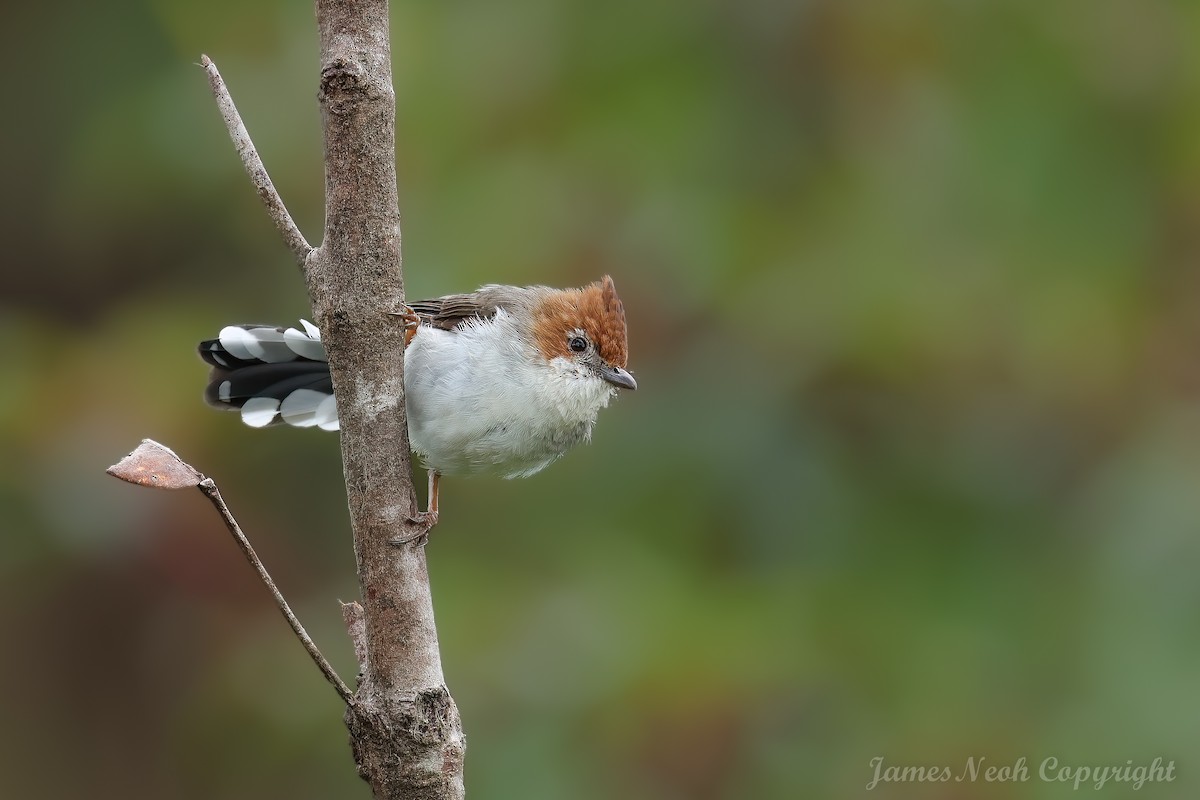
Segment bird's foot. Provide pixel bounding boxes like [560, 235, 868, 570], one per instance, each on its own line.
[405, 509, 439, 528]
[389, 472, 440, 546]
[389, 511, 437, 547]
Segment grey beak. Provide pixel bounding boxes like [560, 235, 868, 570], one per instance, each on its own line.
[600, 365, 638, 391]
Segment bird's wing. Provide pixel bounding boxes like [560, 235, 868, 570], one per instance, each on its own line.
[408, 287, 520, 332]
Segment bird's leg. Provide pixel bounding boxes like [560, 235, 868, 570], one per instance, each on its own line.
[386, 305, 422, 347]
[397, 470, 440, 537]
[427, 470, 440, 518]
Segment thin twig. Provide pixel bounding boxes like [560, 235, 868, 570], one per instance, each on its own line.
[198, 477, 355, 705]
[200, 54, 312, 268]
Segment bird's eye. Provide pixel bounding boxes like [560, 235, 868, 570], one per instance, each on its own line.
[568, 334, 589, 353]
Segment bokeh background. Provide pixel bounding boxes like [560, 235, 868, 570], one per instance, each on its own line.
[3, 0, 1200, 797]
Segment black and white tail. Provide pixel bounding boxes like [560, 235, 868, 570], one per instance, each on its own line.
[198, 321, 339, 431]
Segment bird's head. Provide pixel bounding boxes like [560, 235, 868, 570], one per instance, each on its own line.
[529, 275, 637, 391]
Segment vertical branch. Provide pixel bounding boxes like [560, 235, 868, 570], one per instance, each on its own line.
[306, 1, 464, 797]
[199, 1, 462, 794]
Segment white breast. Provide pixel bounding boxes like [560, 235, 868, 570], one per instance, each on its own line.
[403, 310, 616, 478]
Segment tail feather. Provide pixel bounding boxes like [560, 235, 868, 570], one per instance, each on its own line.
[199, 321, 338, 430]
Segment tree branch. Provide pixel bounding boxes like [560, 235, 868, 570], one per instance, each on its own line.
[306, 0, 465, 796]
[106, 439, 353, 704]
[197, 477, 354, 704]
[194, 1, 463, 795]
[200, 54, 313, 269]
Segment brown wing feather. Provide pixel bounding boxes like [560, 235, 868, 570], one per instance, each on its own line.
[408, 292, 509, 331]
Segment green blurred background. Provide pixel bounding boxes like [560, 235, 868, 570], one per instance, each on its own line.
[3, 0, 1200, 797]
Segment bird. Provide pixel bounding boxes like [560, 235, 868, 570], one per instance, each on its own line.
[197, 275, 636, 522]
